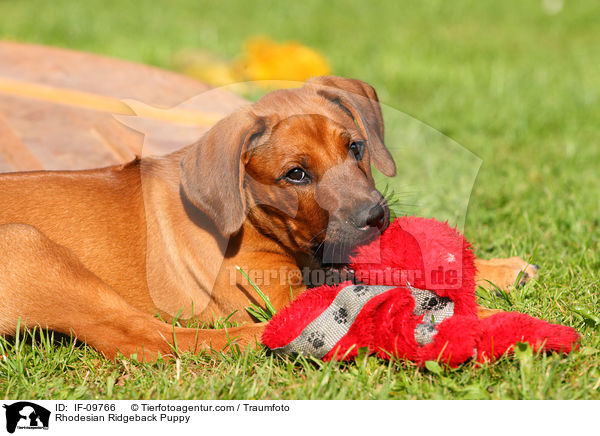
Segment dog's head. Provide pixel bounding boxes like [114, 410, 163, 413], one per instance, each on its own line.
[181, 76, 396, 266]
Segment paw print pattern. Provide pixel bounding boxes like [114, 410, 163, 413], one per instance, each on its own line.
[420, 295, 450, 312]
[334, 307, 348, 324]
[410, 287, 455, 346]
[352, 285, 368, 297]
[307, 332, 326, 349]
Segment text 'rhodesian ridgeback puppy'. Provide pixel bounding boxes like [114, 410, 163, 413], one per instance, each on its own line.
[0, 76, 538, 360]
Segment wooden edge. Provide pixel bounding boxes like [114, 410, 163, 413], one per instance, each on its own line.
[0, 113, 44, 171]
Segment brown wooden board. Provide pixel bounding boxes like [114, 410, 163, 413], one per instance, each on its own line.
[0, 41, 247, 172]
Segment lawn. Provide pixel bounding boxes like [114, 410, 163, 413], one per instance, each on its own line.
[0, 0, 599, 399]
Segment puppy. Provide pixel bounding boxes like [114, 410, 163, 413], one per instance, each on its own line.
[0, 76, 536, 360]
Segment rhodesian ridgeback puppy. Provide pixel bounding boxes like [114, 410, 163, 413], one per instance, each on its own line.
[0, 76, 538, 360]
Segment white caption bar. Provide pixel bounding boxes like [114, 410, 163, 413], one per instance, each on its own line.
[0, 400, 596, 435]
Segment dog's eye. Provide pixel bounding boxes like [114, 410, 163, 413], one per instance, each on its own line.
[349, 140, 365, 161]
[285, 167, 309, 184]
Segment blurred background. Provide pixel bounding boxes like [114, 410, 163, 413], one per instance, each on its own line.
[0, 0, 598, 255]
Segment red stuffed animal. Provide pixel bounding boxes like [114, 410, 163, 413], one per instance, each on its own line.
[262, 217, 579, 366]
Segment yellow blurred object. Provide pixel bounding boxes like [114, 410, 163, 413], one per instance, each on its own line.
[172, 38, 330, 91]
[239, 37, 331, 84]
[172, 50, 243, 87]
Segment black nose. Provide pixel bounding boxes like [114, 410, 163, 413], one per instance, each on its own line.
[353, 203, 386, 230]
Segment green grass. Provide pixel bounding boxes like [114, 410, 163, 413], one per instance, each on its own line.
[1, 0, 599, 399]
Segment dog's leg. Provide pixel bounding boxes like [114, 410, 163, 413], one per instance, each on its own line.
[474, 257, 540, 319]
[0, 224, 265, 360]
[474, 257, 539, 291]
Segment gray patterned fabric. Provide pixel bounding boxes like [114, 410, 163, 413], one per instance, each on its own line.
[272, 283, 455, 358]
[408, 284, 455, 346]
[272, 285, 395, 358]
[414, 322, 439, 346]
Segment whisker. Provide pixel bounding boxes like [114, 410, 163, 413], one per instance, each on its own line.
[308, 228, 327, 244]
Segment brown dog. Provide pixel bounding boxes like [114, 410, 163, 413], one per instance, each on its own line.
[0, 76, 537, 360]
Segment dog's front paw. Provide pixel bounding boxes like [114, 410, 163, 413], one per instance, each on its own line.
[475, 257, 540, 291]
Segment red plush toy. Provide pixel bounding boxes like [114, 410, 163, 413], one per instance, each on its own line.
[262, 217, 579, 366]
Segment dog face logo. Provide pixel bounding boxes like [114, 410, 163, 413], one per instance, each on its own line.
[2, 402, 50, 433]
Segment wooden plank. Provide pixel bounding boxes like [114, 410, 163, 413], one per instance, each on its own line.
[92, 118, 141, 162]
[0, 76, 223, 126]
[0, 42, 248, 171]
[0, 113, 43, 171]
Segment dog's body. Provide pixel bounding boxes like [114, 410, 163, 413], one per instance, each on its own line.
[0, 76, 536, 360]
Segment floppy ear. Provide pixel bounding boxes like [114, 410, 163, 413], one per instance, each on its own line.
[306, 76, 396, 177]
[180, 107, 266, 236]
